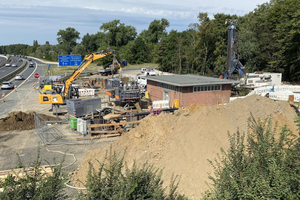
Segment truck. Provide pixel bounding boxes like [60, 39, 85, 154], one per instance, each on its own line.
[98, 54, 121, 76]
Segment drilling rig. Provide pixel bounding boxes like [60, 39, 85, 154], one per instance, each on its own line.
[224, 19, 245, 79]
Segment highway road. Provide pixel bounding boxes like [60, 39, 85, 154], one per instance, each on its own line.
[0, 56, 25, 79]
[0, 56, 6, 66]
[0, 57, 47, 117]
[0, 56, 38, 93]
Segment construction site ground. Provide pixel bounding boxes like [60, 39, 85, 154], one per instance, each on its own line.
[0, 65, 299, 199]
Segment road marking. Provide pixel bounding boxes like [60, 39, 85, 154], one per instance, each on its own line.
[16, 91, 23, 110]
[15, 89, 34, 110]
[14, 88, 34, 90]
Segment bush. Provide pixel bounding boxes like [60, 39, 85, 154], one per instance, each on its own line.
[203, 114, 300, 199]
[0, 146, 66, 200]
[80, 147, 187, 200]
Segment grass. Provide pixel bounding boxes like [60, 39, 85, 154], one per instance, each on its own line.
[47, 63, 158, 76]
[124, 63, 158, 69]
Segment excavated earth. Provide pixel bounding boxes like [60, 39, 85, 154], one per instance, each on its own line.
[71, 95, 299, 199]
[0, 111, 58, 132]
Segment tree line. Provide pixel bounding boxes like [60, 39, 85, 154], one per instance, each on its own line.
[1, 0, 299, 81]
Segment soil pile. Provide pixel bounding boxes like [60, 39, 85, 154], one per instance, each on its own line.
[72, 95, 298, 199]
[0, 111, 59, 132]
[121, 77, 133, 83]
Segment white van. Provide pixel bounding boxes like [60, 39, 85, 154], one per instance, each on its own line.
[137, 75, 147, 86]
[141, 68, 147, 73]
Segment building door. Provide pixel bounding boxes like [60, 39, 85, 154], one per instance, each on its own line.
[163, 91, 169, 101]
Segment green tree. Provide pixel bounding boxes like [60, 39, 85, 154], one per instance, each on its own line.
[100, 20, 137, 47]
[155, 30, 178, 72]
[195, 12, 216, 75]
[266, 0, 300, 81]
[128, 37, 147, 64]
[73, 44, 87, 58]
[33, 40, 39, 52]
[146, 18, 170, 44]
[57, 27, 80, 54]
[186, 23, 198, 74]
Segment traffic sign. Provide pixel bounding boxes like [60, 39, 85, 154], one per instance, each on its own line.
[58, 55, 81, 67]
[34, 73, 39, 78]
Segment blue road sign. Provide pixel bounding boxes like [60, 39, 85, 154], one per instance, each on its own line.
[58, 55, 81, 67]
[48, 64, 51, 68]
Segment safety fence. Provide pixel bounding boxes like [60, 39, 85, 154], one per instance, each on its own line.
[34, 112, 91, 145]
[248, 85, 300, 96]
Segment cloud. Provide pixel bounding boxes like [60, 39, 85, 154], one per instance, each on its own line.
[0, 0, 269, 45]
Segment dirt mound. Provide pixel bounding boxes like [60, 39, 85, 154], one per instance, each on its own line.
[72, 95, 298, 199]
[0, 111, 59, 132]
[121, 77, 132, 82]
[184, 103, 206, 113]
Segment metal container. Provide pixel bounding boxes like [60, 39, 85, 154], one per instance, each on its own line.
[116, 89, 140, 102]
[77, 118, 89, 134]
[69, 116, 77, 129]
[105, 78, 121, 89]
[67, 97, 101, 117]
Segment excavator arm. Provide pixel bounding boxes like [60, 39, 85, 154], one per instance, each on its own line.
[63, 47, 115, 98]
[39, 47, 116, 104]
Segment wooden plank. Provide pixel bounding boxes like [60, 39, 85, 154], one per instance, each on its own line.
[90, 130, 119, 134]
[135, 102, 142, 113]
[0, 165, 53, 181]
[100, 133, 121, 138]
[77, 133, 121, 140]
[103, 113, 121, 120]
[89, 121, 140, 128]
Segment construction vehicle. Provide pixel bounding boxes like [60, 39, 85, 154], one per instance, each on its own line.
[42, 80, 54, 93]
[98, 54, 121, 76]
[105, 78, 149, 109]
[38, 47, 115, 105]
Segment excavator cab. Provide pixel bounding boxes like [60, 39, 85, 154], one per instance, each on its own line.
[42, 80, 53, 93]
[39, 93, 64, 104]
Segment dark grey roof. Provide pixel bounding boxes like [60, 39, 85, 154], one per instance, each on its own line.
[146, 74, 239, 86]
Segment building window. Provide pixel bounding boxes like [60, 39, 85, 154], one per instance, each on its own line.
[157, 82, 176, 91]
[193, 85, 221, 93]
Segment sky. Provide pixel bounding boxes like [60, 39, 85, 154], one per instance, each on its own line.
[0, 0, 269, 46]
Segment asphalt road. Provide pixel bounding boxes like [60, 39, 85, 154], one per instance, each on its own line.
[0, 60, 47, 117]
[0, 56, 38, 92]
[0, 56, 25, 79]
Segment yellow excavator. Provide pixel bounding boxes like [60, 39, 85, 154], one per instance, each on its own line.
[39, 47, 116, 105]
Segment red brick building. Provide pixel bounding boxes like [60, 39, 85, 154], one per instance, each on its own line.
[146, 75, 239, 107]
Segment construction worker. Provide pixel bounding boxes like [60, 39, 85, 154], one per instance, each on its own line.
[270, 85, 275, 92]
